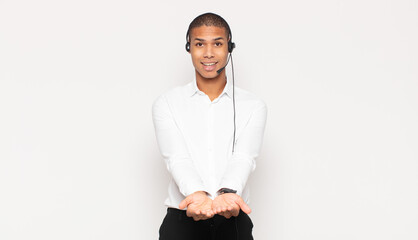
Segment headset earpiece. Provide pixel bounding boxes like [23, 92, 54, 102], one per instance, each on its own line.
[185, 42, 190, 52]
[228, 41, 235, 53]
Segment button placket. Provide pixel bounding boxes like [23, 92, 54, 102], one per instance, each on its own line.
[207, 102, 214, 174]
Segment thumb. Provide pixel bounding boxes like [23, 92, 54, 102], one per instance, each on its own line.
[179, 196, 191, 209]
[236, 197, 252, 214]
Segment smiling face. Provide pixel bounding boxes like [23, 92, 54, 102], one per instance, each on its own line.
[188, 25, 229, 81]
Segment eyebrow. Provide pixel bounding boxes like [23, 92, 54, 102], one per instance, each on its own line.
[193, 37, 225, 41]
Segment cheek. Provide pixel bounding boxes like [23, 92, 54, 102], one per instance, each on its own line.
[190, 51, 202, 60]
[190, 56, 202, 70]
[191, 55, 200, 65]
[216, 48, 228, 58]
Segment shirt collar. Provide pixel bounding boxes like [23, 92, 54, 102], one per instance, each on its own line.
[189, 78, 233, 99]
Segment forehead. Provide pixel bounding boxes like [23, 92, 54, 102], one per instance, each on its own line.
[189, 25, 228, 40]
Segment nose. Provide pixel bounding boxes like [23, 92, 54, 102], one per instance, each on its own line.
[203, 44, 214, 59]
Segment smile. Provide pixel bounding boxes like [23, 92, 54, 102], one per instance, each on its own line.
[202, 62, 217, 66]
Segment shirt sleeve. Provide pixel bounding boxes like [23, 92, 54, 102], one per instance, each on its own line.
[218, 100, 267, 196]
[152, 95, 207, 197]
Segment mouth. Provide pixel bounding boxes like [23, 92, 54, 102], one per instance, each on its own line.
[201, 61, 218, 71]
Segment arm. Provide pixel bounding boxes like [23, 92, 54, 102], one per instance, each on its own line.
[152, 95, 207, 197]
[218, 101, 267, 196]
[213, 101, 267, 217]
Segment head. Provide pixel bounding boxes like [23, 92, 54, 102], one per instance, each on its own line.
[185, 13, 235, 81]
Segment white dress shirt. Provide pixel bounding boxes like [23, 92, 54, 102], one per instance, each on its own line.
[152, 78, 267, 209]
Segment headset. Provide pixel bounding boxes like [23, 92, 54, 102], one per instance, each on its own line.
[185, 20, 237, 154]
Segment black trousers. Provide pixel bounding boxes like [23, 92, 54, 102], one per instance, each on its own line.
[159, 208, 254, 240]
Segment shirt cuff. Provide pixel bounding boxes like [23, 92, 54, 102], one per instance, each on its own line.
[181, 183, 210, 197]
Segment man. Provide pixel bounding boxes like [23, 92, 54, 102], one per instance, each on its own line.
[152, 12, 267, 240]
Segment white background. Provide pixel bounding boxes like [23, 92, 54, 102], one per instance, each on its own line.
[1, 0, 417, 239]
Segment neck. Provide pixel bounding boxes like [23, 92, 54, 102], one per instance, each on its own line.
[195, 71, 227, 101]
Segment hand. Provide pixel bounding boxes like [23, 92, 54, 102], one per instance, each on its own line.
[179, 191, 214, 221]
[212, 193, 251, 219]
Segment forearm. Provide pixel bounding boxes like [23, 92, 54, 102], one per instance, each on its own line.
[219, 102, 267, 196]
[218, 154, 255, 196]
[167, 156, 207, 196]
[153, 95, 208, 196]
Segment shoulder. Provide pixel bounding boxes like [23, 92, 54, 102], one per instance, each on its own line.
[234, 86, 267, 111]
[152, 82, 192, 109]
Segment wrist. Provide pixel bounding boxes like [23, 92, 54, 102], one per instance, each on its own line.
[216, 188, 237, 196]
[194, 191, 211, 197]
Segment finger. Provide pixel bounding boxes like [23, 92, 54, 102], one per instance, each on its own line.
[206, 210, 213, 217]
[231, 207, 240, 217]
[236, 198, 252, 214]
[201, 209, 212, 218]
[202, 211, 212, 219]
[217, 207, 223, 213]
[186, 209, 192, 217]
[179, 197, 191, 210]
[191, 210, 200, 221]
[198, 212, 210, 220]
[200, 209, 209, 217]
[211, 206, 218, 213]
[211, 207, 217, 214]
[195, 209, 201, 215]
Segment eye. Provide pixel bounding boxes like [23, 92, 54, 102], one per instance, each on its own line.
[195, 42, 203, 47]
[215, 42, 223, 47]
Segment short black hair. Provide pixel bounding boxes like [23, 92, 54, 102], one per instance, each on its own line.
[186, 12, 231, 42]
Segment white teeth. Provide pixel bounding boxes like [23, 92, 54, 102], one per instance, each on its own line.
[202, 62, 216, 66]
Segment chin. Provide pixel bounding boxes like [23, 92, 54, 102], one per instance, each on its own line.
[197, 71, 218, 80]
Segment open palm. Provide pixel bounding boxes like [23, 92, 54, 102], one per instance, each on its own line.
[212, 193, 251, 218]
